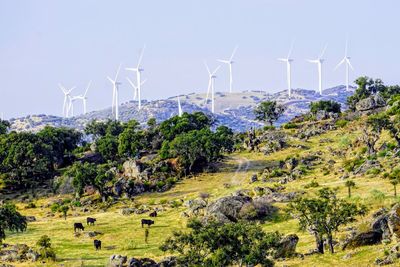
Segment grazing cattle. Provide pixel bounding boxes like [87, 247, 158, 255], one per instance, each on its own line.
[141, 219, 154, 228]
[94, 239, 101, 250]
[87, 217, 97, 225]
[74, 223, 85, 232]
[149, 211, 157, 217]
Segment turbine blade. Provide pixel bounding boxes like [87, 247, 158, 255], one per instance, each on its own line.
[114, 63, 122, 81]
[107, 76, 115, 84]
[126, 77, 137, 89]
[137, 45, 146, 67]
[334, 58, 346, 70]
[83, 80, 92, 97]
[141, 79, 147, 86]
[319, 43, 328, 59]
[229, 45, 239, 61]
[347, 59, 354, 71]
[217, 59, 230, 64]
[204, 61, 211, 75]
[287, 40, 295, 58]
[211, 65, 221, 76]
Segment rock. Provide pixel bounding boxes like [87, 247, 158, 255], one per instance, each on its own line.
[158, 256, 177, 267]
[259, 191, 303, 203]
[123, 159, 142, 178]
[342, 230, 382, 249]
[120, 208, 136, 216]
[275, 234, 299, 258]
[127, 257, 158, 267]
[355, 93, 386, 112]
[250, 174, 258, 183]
[387, 204, 400, 241]
[85, 231, 103, 238]
[24, 216, 36, 222]
[353, 160, 381, 175]
[110, 255, 128, 267]
[342, 252, 355, 260]
[25, 249, 39, 262]
[184, 198, 207, 215]
[206, 195, 252, 223]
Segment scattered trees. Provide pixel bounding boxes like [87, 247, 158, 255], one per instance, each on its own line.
[345, 180, 356, 198]
[288, 188, 367, 254]
[160, 219, 282, 266]
[254, 101, 285, 126]
[389, 169, 400, 197]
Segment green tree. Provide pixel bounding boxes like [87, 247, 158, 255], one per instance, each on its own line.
[36, 235, 56, 261]
[254, 101, 285, 126]
[118, 120, 145, 157]
[0, 203, 27, 243]
[85, 120, 125, 140]
[0, 120, 10, 135]
[59, 205, 69, 220]
[160, 219, 281, 267]
[347, 77, 386, 110]
[96, 134, 119, 161]
[287, 188, 367, 254]
[345, 180, 356, 198]
[310, 100, 341, 115]
[389, 169, 400, 197]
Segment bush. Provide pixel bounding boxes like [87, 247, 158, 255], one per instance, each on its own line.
[36, 235, 56, 261]
[282, 122, 298, 129]
[25, 202, 36, 209]
[304, 180, 319, 189]
[335, 119, 348, 128]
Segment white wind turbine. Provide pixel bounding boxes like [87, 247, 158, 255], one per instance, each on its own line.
[107, 64, 122, 120]
[126, 77, 146, 101]
[59, 84, 75, 118]
[308, 44, 328, 95]
[75, 81, 92, 114]
[204, 62, 221, 113]
[335, 40, 354, 92]
[278, 42, 295, 98]
[177, 95, 183, 116]
[126, 45, 146, 110]
[218, 45, 238, 93]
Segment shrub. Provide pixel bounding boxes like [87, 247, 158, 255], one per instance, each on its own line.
[25, 202, 36, 209]
[367, 168, 381, 175]
[36, 235, 56, 261]
[335, 119, 348, 128]
[282, 122, 298, 129]
[304, 180, 319, 188]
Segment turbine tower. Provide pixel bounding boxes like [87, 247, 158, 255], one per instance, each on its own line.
[126, 45, 145, 110]
[59, 84, 75, 118]
[308, 44, 327, 95]
[107, 64, 122, 120]
[67, 95, 79, 117]
[218, 45, 238, 93]
[204, 62, 221, 113]
[335, 40, 354, 92]
[75, 81, 92, 114]
[177, 95, 183, 116]
[278, 42, 294, 98]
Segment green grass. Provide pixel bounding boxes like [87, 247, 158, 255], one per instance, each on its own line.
[5, 119, 400, 266]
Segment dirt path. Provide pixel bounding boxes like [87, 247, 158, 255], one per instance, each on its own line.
[230, 156, 251, 185]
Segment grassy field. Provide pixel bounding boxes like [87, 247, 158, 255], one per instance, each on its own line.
[5, 121, 400, 266]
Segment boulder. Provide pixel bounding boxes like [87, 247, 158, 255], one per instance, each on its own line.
[274, 234, 299, 258]
[110, 255, 128, 267]
[355, 93, 386, 112]
[353, 160, 381, 175]
[158, 256, 177, 267]
[250, 174, 258, 183]
[123, 159, 142, 178]
[342, 230, 382, 249]
[206, 195, 252, 223]
[85, 231, 103, 238]
[127, 257, 158, 267]
[25, 216, 36, 222]
[120, 208, 136, 216]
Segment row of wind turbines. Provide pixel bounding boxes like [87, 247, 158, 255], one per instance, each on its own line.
[59, 41, 354, 120]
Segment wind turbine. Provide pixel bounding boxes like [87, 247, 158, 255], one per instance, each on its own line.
[308, 44, 327, 95]
[278, 42, 294, 98]
[335, 40, 354, 92]
[67, 95, 79, 117]
[126, 45, 145, 110]
[204, 62, 221, 113]
[75, 81, 92, 114]
[59, 84, 75, 117]
[107, 64, 122, 120]
[126, 77, 146, 101]
[218, 45, 238, 93]
[177, 95, 183, 116]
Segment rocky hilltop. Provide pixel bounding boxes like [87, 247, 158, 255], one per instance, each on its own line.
[9, 85, 354, 132]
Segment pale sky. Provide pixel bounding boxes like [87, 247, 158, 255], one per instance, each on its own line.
[1, 0, 399, 118]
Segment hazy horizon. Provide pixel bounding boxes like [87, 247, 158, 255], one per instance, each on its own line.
[1, 0, 399, 119]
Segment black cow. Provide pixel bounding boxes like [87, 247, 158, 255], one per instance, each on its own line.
[149, 211, 157, 217]
[74, 223, 85, 232]
[87, 217, 97, 225]
[141, 219, 154, 228]
[94, 239, 101, 250]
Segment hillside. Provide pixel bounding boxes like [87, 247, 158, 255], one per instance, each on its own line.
[9, 86, 354, 133]
[3, 113, 400, 266]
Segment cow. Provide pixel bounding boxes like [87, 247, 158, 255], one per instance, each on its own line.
[87, 217, 97, 226]
[141, 219, 154, 228]
[149, 211, 157, 217]
[74, 222, 85, 232]
[94, 239, 101, 250]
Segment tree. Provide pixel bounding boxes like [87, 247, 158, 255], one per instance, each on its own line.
[254, 101, 285, 126]
[287, 188, 367, 254]
[160, 219, 281, 267]
[345, 180, 356, 198]
[59, 205, 69, 220]
[96, 134, 119, 161]
[361, 113, 390, 155]
[0, 203, 27, 243]
[118, 120, 145, 157]
[0, 120, 10, 135]
[36, 235, 56, 261]
[347, 77, 386, 110]
[389, 169, 400, 197]
[0, 132, 53, 189]
[85, 120, 125, 140]
[310, 100, 341, 115]
[145, 228, 149, 243]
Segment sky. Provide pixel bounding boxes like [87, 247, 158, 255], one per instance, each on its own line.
[0, 0, 399, 119]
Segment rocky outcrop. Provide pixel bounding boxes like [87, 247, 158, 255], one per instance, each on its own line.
[274, 234, 299, 258]
[123, 159, 142, 178]
[342, 231, 382, 249]
[355, 93, 386, 112]
[158, 256, 177, 267]
[109, 255, 128, 267]
[370, 204, 400, 243]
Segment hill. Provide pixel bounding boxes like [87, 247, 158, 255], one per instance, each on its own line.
[9, 86, 354, 132]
